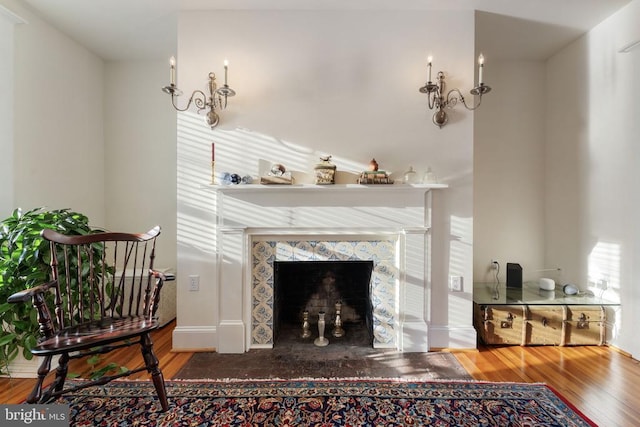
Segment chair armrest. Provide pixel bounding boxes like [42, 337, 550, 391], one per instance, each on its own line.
[7, 280, 58, 304]
[148, 270, 174, 317]
[149, 269, 175, 282]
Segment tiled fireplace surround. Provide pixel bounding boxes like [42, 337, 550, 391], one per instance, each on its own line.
[215, 185, 444, 353]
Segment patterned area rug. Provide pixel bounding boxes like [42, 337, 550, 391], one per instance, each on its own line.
[57, 379, 596, 426]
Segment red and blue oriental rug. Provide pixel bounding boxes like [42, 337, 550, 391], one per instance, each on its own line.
[57, 378, 596, 426]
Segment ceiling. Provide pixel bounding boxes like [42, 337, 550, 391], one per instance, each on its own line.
[20, 0, 633, 61]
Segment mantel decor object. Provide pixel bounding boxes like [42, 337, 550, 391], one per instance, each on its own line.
[423, 166, 437, 184]
[403, 166, 419, 184]
[260, 163, 293, 185]
[358, 159, 393, 184]
[314, 155, 336, 185]
[211, 143, 216, 184]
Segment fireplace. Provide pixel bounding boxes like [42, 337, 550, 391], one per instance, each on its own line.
[251, 236, 398, 349]
[212, 185, 444, 353]
[273, 260, 374, 346]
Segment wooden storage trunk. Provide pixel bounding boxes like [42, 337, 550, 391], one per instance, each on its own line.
[475, 304, 526, 345]
[525, 306, 565, 345]
[563, 306, 605, 345]
[474, 303, 607, 346]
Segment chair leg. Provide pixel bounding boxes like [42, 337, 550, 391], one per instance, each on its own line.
[26, 355, 52, 404]
[38, 353, 69, 404]
[52, 353, 69, 392]
[140, 333, 169, 411]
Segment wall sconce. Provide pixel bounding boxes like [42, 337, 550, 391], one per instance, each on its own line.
[162, 56, 236, 129]
[419, 54, 491, 128]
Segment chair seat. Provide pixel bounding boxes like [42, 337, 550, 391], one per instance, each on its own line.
[31, 316, 160, 356]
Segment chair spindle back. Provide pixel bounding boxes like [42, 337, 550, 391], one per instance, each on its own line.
[43, 227, 160, 333]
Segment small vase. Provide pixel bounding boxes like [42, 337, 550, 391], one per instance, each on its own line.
[314, 312, 329, 347]
[403, 166, 418, 184]
[423, 166, 437, 184]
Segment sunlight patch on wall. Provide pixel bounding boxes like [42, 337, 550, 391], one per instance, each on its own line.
[449, 214, 472, 277]
[177, 111, 217, 253]
[587, 241, 620, 294]
[211, 127, 377, 184]
[448, 214, 473, 325]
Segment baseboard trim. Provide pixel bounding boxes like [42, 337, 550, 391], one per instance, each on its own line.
[429, 325, 477, 349]
[607, 344, 636, 360]
[430, 347, 478, 353]
[172, 325, 217, 351]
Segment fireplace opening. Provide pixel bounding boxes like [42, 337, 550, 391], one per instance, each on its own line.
[273, 260, 374, 347]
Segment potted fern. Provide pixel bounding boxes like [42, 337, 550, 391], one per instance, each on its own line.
[0, 207, 96, 376]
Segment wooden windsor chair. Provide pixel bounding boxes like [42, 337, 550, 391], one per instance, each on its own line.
[7, 226, 170, 411]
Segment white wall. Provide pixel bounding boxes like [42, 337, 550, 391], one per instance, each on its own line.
[473, 60, 546, 283]
[2, 0, 105, 225]
[0, 5, 24, 217]
[546, 0, 640, 355]
[173, 9, 477, 350]
[103, 61, 177, 268]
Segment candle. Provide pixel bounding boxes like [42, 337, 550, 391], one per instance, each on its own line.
[478, 53, 484, 85]
[169, 56, 176, 86]
[223, 59, 229, 86]
[427, 55, 433, 82]
[211, 142, 215, 162]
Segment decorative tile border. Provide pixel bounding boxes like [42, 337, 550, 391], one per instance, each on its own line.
[251, 238, 398, 347]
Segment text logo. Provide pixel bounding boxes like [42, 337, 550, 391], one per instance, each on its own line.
[1, 405, 69, 426]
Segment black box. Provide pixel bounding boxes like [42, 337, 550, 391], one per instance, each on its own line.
[506, 263, 522, 288]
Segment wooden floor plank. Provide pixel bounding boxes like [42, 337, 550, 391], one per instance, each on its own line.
[1, 321, 638, 426]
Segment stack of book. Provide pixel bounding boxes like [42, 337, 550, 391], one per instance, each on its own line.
[357, 170, 393, 184]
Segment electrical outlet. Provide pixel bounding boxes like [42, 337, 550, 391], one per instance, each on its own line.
[596, 279, 608, 290]
[490, 259, 499, 269]
[450, 275, 463, 292]
[189, 275, 200, 291]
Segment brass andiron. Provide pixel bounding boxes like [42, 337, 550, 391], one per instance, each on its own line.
[333, 301, 345, 338]
[301, 310, 311, 339]
[314, 311, 329, 347]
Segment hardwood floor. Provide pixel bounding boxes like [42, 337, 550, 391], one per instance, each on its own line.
[1, 321, 638, 426]
[455, 344, 640, 426]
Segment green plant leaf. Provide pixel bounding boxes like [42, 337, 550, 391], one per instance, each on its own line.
[90, 362, 119, 380]
[0, 207, 128, 377]
[23, 335, 37, 352]
[87, 355, 101, 366]
[0, 333, 17, 347]
[20, 346, 33, 360]
[0, 303, 13, 314]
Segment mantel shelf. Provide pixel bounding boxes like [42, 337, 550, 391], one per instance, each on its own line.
[205, 183, 448, 194]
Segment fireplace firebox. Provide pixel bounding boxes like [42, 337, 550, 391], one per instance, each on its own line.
[273, 261, 374, 346]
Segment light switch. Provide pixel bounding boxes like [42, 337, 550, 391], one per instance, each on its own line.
[450, 275, 463, 292]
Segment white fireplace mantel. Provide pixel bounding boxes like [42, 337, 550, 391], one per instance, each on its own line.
[209, 183, 448, 193]
[211, 184, 447, 353]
